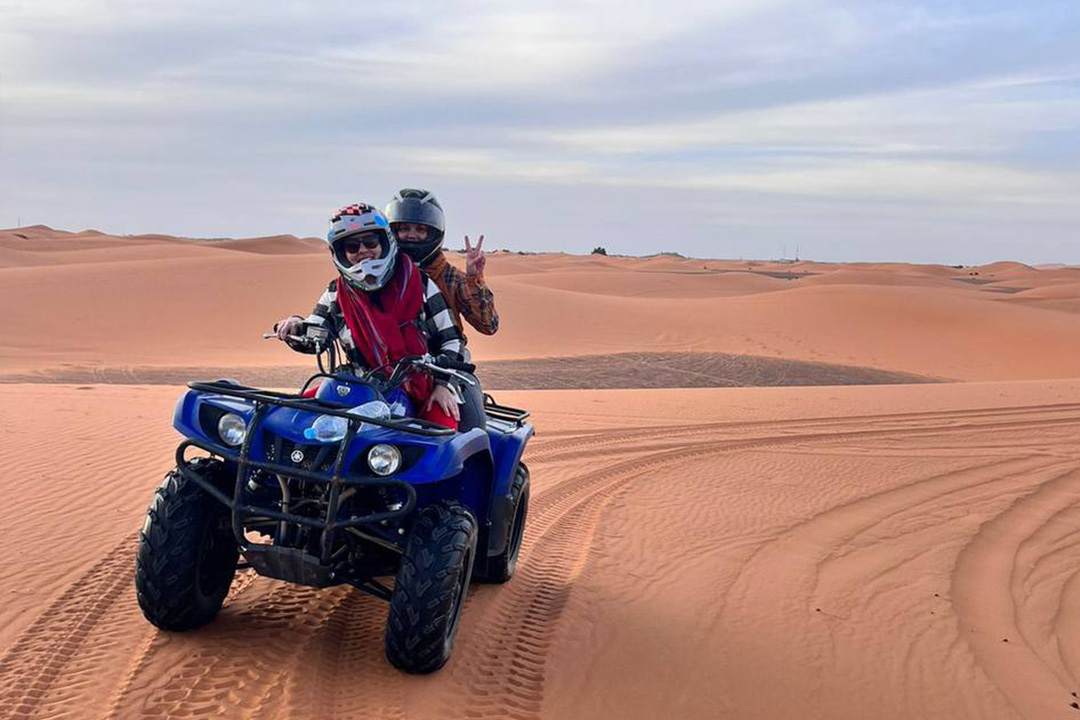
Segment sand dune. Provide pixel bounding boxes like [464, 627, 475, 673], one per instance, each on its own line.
[0, 224, 76, 239]
[796, 268, 964, 289]
[1000, 282, 1080, 314]
[3, 226, 1080, 720]
[0, 240, 221, 268]
[471, 280, 1080, 379]
[4, 229, 1080, 381]
[0, 227, 324, 267]
[1010, 282, 1080, 300]
[498, 268, 788, 297]
[205, 235, 325, 255]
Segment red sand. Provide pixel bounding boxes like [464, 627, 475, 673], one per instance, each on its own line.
[2, 227, 1079, 720]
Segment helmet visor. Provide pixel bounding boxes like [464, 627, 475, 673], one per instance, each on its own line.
[385, 197, 445, 231]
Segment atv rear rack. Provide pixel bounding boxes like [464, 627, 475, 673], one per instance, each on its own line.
[483, 394, 530, 426]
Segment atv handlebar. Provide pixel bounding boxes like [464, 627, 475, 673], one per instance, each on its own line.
[375, 355, 476, 390]
[263, 332, 316, 345]
[264, 323, 329, 348]
[265, 325, 476, 387]
[432, 355, 477, 374]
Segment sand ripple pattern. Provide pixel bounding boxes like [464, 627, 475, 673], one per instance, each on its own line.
[2, 402, 1079, 719]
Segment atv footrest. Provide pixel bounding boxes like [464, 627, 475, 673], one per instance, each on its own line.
[242, 546, 338, 588]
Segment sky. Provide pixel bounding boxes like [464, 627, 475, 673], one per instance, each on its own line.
[1, 0, 1078, 264]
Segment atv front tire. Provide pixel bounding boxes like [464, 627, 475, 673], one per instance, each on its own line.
[384, 502, 478, 674]
[478, 462, 530, 584]
[135, 460, 239, 631]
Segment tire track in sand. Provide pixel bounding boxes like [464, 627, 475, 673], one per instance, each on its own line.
[278, 590, 407, 720]
[0, 535, 138, 720]
[526, 402, 1080, 464]
[446, 404, 1080, 720]
[707, 445, 1079, 719]
[132, 412, 823, 719]
[0, 539, 268, 720]
[7, 402, 1079, 720]
[951, 460, 1080, 719]
[440, 416, 900, 719]
[99, 568, 263, 720]
[132, 583, 346, 720]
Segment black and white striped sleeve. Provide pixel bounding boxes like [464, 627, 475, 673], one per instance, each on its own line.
[422, 276, 464, 363]
[305, 280, 338, 328]
[286, 280, 337, 354]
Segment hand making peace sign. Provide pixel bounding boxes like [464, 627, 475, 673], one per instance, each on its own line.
[464, 234, 486, 283]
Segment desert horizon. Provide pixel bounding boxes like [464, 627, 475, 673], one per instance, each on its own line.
[8, 222, 1077, 266]
[2, 225, 1080, 719]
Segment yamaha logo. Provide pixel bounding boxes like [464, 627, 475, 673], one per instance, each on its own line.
[290, 449, 305, 464]
[336, 385, 350, 397]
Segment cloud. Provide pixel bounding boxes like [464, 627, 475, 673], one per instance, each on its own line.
[517, 79, 1080, 157]
[1, 0, 1079, 262]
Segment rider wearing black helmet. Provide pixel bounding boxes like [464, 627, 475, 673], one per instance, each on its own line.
[385, 189, 498, 431]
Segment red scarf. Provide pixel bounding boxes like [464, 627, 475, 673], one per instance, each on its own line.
[335, 256, 432, 403]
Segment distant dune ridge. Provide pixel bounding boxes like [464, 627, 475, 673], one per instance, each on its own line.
[3, 225, 1080, 383]
[4, 226, 1080, 720]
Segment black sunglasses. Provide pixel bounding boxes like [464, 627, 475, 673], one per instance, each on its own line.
[343, 235, 381, 253]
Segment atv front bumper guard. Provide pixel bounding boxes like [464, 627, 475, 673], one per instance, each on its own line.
[179, 380, 454, 570]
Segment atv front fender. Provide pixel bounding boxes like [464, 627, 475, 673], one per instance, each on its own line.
[489, 424, 534, 499]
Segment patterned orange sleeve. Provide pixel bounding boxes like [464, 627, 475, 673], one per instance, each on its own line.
[453, 272, 500, 336]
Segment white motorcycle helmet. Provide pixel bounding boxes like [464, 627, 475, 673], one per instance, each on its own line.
[326, 203, 398, 291]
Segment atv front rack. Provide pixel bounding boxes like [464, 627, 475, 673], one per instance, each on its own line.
[178, 379, 458, 595]
[189, 378, 456, 437]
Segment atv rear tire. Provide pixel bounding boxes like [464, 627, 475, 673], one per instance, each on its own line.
[478, 462, 530, 584]
[384, 502, 478, 674]
[135, 460, 239, 631]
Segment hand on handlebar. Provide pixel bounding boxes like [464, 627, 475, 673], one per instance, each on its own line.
[374, 355, 477, 393]
[420, 356, 477, 386]
[274, 315, 304, 341]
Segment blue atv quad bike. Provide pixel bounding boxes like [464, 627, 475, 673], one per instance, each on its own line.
[135, 329, 532, 674]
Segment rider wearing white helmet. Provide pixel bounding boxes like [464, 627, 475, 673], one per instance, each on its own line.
[327, 202, 398, 291]
[275, 203, 465, 428]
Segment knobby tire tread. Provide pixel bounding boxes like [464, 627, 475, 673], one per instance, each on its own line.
[134, 460, 238, 631]
[384, 502, 478, 674]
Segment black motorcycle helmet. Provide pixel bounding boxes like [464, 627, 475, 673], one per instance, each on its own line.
[384, 188, 445, 265]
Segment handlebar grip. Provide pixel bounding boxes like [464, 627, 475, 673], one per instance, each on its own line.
[433, 356, 476, 374]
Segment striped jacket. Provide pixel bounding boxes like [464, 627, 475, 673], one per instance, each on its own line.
[293, 276, 465, 382]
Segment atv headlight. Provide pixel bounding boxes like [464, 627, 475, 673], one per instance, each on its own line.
[218, 413, 247, 446]
[367, 444, 401, 476]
